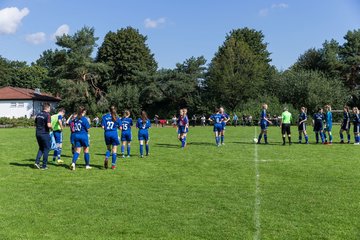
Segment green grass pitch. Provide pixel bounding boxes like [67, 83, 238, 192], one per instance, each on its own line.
[1, 126, 360, 239]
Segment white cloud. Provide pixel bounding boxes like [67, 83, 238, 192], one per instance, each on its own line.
[259, 8, 269, 17]
[144, 18, 166, 29]
[25, 32, 46, 44]
[272, 3, 289, 9]
[52, 24, 70, 39]
[0, 7, 29, 34]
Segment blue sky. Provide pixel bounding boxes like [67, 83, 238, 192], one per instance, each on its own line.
[0, 0, 359, 70]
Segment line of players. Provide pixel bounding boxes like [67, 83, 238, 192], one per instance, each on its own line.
[257, 103, 360, 145]
[34, 104, 193, 170]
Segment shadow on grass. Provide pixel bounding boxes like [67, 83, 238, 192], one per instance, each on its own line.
[9, 159, 103, 170]
[155, 143, 179, 148]
[232, 141, 281, 145]
[189, 142, 212, 146]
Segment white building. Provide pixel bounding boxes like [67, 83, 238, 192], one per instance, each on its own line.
[0, 87, 61, 118]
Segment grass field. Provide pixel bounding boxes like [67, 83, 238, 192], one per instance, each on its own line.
[1, 125, 360, 239]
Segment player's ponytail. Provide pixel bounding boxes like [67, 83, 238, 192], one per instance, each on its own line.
[77, 106, 86, 119]
[141, 110, 148, 124]
[110, 106, 117, 122]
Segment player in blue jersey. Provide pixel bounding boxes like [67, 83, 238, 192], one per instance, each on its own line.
[183, 108, 189, 137]
[219, 107, 230, 145]
[136, 111, 151, 157]
[257, 103, 272, 144]
[121, 110, 133, 158]
[323, 105, 333, 144]
[339, 106, 351, 144]
[298, 107, 309, 144]
[70, 106, 91, 171]
[101, 106, 122, 170]
[312, 108, 325, 144]
[352, 107, 360, 145]
[66, 112, 77, 155]
[34, 102, 52, 170]
[177, 109, 189, 148]
[208, 108, 225, 146]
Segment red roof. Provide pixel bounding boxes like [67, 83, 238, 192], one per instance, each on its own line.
[0, 87, 61, 101]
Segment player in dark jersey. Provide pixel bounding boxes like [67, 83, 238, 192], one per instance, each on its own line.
[257, 103, 272, 144]
[312, 108, 325, 144]
[352, 107, 360, 145]
[34, 102, 52, 170]
[177, 109, 188, 148]
[298, 107, 309, 144]
[339, 106, 351, 144]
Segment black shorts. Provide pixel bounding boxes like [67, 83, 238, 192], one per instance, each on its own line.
[298, 123, 306, 131]
[341, 122, 350, 131]
[354, 125, 360, 133]
[282, 124, 291, 135]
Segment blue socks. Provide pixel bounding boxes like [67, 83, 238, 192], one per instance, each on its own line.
[329, 133, 333, 142]
[140, 144, 144, 155]
[320, 132, 325, 143]
[127, 145, 131, 156]
[305, 135, 308, 143]
[72, 152, 79, 163]
[181, 138, 185, 148]
[105, 150, 111, 159]
[258, 134, 262, 143]
[112, 153, 117, 165]
[145, 144, 149, 155]
[221, 135, 224, 144]
[121, 145, 125, 155]
[264, 134, 267, 143]
[215, 136, 219, 145]
[84, 153, 90, 166]
[340, 133, 344, 141]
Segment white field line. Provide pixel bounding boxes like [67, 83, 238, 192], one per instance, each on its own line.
[254, 127, 261, 240]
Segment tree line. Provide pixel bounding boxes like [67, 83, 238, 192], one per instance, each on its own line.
[0, 26, 359, 118]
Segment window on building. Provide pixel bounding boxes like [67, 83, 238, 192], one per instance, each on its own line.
[17, 102, 24, 108]
[10, 102, 16, 108]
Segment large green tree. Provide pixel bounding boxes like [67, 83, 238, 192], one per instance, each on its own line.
[97, 27, 157, 87]
[205, 28, 272, 111]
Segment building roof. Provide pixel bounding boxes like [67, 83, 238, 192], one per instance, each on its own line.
[0, 86, 61, 101]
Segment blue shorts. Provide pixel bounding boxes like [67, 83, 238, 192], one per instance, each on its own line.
[260, 122, 268, 130]
[324, 125, 332, 132]
[53, 130, 63, 144]
[221, 122, 226, 131]
[213, 124, 223, 132]
[138, 131, 149, 141]
[121, 131, 132, 142]
[104, 132, 120, 146]
[70, 132, 75, 145]
[74, 134, 89, 148]
[178, 126, 186, 134]
[313, 124, 323, 132]
[298, 123, 306, 131]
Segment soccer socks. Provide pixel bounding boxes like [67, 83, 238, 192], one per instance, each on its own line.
[72, 152, 80, 163]
[57, 147, 62, 159]
[105, 150, 111, 159]
[282, 137, 286, 144]
[355, 136, 359, 143]
[288, 136, 291, 144]
[181, 138, 186, 148]
[121, 145, 125, 155]
[258, 134, 262, 143]
[264, 134, 268, 143]
[221, 135, 224, 144]
[315, 133, 319, 143]
[112, 153, 117, 166]
[305, 135, 308, 143]
[320, 132, 325, 143]
[215, 136, 219, 145]
[53, 149, 58, 161]
[145, 144, 149, 155]
[127, 145, 131, 156]
[340, 132, 344, 141]
[140, 144, 144, 156]
[84, 152, 90, 166]
[299, 135, 302, 143]
[329, 133, 333, 143]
